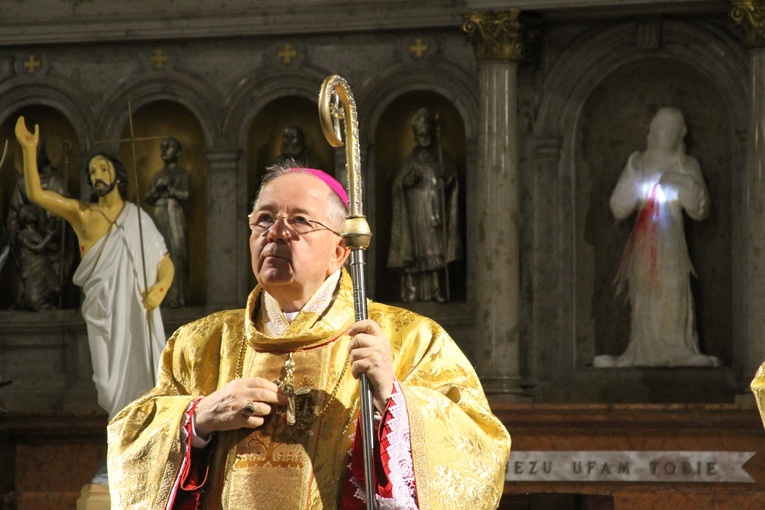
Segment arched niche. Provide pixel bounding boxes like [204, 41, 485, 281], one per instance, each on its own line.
[527, 17, 747, 398]
[373, 90, 466, 304]
[115, 100, 207, 306]
[0, 105, 82, 309]
[245, 95, 334, 291]
[577, 57, 732, 368]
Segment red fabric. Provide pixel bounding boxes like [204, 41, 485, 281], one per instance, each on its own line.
[340, 385, 406, 508]
[171, 399, 214, 510]
[629, 183, 661, 285]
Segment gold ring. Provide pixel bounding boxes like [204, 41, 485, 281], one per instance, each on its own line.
[241, 401, 257, 417]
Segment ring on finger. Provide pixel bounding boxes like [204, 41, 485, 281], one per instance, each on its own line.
[241, 401, 257, 418]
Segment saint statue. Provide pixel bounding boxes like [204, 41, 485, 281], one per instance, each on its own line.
[593, 107, 721, 368]
[6, 141, 74, 310]
[0, 222, 8, 276]
[274, 125, 322, 169]
[388, 108, 462, 303]
[0, 141, 8, 274]
[145, 136, 190, 308]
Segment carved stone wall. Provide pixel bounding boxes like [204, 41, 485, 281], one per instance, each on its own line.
[0, 11, 479, 412]
[0, 1, 756, 413]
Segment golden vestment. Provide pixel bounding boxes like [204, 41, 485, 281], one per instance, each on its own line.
[751, 364, 765, 429]
[108, 270, 511, 509]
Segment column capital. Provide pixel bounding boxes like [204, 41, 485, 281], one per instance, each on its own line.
[731, 0, 765, 49]
[462, 10, 541, 62]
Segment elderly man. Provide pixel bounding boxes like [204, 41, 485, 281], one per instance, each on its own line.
[108, 165, 511, 509]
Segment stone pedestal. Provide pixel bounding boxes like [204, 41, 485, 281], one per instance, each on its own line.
[0, 412, 107, 510]
[493, 402, 765, 509]
[76, 484, 110, 510]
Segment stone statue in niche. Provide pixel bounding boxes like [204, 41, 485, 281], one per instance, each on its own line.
[145, 136, 190, 308]
[388, 108, 462, 303]
[593, 107, 721, 368]
[274, 125, 322, 169]
[0, 141, 9, 274]
[6, 140, 74, 310]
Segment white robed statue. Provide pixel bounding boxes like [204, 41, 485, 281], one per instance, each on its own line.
[15, 117, 174, 484]
[73, 201, 167, 419]
[594, 107, 721, 368]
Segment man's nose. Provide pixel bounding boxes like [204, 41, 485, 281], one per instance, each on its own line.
[265, 216, 292, 241]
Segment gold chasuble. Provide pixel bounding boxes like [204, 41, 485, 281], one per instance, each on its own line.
[752, 364, 765, 430]
[108, 270, 511, 509]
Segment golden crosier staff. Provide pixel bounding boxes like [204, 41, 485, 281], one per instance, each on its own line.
[318, 75, 376, 510]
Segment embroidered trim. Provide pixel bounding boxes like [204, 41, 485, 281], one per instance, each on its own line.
[380, 380, 418, 509]
[167, 397, 202, 510]
[349, 381, 418, 509]
[262, 269, 342, 336]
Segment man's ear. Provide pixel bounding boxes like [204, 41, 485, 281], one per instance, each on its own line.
[329, 237, 351, 273]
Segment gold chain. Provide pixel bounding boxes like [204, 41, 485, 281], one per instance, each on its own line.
[236, 338, 350, 423]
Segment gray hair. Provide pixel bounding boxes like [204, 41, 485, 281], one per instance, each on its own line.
[254, 160, 346, 231]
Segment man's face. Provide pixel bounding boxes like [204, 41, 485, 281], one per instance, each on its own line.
[161, 139, 180, 163]
[88, 156, 117, 197]
[250, 173, 349, 310]
[414, 125, 433, 149]
[281, 127, 304, 157]
[649, 111, 684, 151]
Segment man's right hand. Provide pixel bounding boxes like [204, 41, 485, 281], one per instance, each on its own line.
[193, 377, 288, 437]
[15, 117, 38, 150]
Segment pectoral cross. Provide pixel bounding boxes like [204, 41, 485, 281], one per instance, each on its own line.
[278, 353, 311, 426]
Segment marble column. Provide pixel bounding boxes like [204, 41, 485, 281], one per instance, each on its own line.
[205, 150, 244, 308]
[462, 11, 539, 398]
[731, 1, 765, 390]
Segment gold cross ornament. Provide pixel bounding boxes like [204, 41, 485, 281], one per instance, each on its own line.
[24, 55, 41, 74]
[409, 38, 428, 58]
[277, 43, 297, 65]
[150, 49, 168, 69]
[278, 353, 311, 426]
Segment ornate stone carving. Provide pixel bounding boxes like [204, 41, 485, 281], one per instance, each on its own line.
[730, 0, 765, 48]
[462, 10, 541, 62]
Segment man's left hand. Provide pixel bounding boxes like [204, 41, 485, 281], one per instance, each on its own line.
[348, 319, 394, 413]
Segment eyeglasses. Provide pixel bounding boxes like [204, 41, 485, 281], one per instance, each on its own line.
[248, 213, 342, 237]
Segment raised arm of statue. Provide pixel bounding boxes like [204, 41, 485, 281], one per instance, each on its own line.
[14, 117, 81, 229]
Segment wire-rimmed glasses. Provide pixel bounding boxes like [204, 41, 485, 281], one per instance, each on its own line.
[248, 213, 342, 237]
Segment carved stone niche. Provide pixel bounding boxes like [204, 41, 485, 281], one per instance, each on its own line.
[575, 57, 732, 370]
[117, 99, 208, 307]
[373, 90, 467, 306]
[245, 94, 335, 292]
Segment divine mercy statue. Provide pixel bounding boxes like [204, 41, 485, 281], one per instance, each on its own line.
[593, 107, 721, 368]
